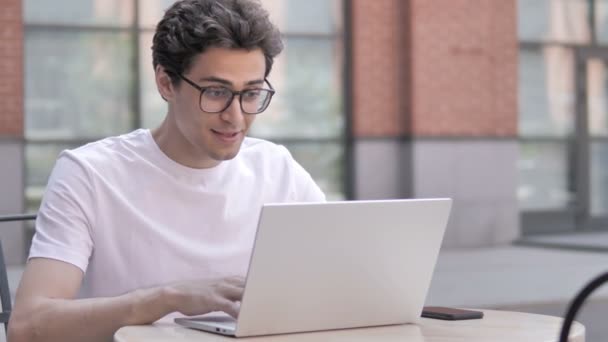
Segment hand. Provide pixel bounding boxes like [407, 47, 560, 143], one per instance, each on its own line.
[166, 276, 245, 318]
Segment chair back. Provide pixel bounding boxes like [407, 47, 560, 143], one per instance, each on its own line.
[0, 213, 37, 335]
[0, 240, 10, 334]
[559, 271, 608, 342]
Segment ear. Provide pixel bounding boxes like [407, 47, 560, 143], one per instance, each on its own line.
[155, 65, 176, 102]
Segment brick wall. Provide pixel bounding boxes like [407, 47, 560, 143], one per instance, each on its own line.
[0, 0, 24, 137]
[351, 0, 407, 137]
[351, 0, 518, 138]
[410, 0, 518, 137]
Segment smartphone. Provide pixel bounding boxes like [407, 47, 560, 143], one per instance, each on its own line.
[421, 306, 484, 320]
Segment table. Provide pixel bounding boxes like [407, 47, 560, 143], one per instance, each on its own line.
[114, 309, 585, 342]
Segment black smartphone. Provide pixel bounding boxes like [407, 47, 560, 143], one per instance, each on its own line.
[421, 306, 484, 320]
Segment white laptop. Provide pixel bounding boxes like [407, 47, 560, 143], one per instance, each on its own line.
[175, 198, 452, 337]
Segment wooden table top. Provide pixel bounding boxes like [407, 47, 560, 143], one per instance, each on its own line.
[114, 309, 585, 342]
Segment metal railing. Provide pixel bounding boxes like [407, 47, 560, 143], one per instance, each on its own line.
[0, 214, 37, 223]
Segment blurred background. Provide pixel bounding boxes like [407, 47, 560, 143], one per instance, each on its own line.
[3, 0, 608, 340]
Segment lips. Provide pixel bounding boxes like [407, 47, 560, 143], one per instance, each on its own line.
[211, 129, 242, 143]
[212, 130, 239, 137]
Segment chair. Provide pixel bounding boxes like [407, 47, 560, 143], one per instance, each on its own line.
[0, 214, 36, 335]
[559, 270, 608, 342]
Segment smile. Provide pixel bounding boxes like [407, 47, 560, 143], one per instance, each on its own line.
[212, 129, 242, 143]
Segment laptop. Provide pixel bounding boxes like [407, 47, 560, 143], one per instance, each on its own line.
[175, 198, 452, 337]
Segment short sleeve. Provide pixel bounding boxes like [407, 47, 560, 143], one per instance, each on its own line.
[280, 147, 326, 203]
[28, 151, 96, 273]
[292, 161, 326, 202]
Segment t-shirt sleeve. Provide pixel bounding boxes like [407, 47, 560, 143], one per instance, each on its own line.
[280, 147, 327, 203]
[28, 151, 95, 273]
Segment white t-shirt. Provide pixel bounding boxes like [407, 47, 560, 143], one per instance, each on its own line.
[29, 129, 325, 298]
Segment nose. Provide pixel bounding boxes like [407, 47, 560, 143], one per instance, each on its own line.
[219, 95, 244, 123]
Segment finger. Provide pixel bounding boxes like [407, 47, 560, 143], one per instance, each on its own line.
[218, 299, 240, 318]
[219, 283, 244, 301]
[224, 276, 246, 287]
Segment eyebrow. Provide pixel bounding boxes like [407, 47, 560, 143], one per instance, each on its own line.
[198, 76, 265, 87]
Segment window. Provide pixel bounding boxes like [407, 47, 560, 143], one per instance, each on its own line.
[518, 0, 590, 44]
[518, 0, 608, 230]
[24, 0, 346, 218]
[517, 0, 582, 212]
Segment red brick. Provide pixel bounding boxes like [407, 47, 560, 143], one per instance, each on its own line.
[351, 0, 517, 138]
[0, 0, 23, 137]
[409, 0, 518, 137]
[351, 0, 407, 137]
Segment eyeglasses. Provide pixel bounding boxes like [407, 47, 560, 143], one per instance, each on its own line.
[178, 74, 275, 114]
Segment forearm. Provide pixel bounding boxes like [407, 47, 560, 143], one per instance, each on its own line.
[9, 286, 175, 342]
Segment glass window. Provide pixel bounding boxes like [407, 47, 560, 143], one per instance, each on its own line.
[518, 142, 573, 210]
[586, 58, 608, 137]
[587, 57, 608, 217]
[24, 0, 133, 27]
[595, 0, 608, 43]
[518, 0, 590, 43]
[26, 0, 346, 208]
[251, 38, 343, 139]
[519, 47, 575, 137]
[264, 0, 342, 34]
[140, 33, 167, 129]
[139, 0, 343, 34]
[25, 31, 134, 139]
[138, 0, 176, 28]
[591, 141, 608, 216]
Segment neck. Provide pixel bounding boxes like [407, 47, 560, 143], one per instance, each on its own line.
[151, 114, 220, 169]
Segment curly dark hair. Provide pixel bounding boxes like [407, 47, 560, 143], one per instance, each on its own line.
[152, 0, 283, 84]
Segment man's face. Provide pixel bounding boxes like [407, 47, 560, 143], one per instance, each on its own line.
[169, 47, 266, 167]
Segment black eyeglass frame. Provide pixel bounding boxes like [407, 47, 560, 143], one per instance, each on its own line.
[178, 74, 276, 115]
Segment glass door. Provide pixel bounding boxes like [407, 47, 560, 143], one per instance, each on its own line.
[575, 47, 608, 229]
[519, 46, 608, 234]
[519, 45, 578, 234]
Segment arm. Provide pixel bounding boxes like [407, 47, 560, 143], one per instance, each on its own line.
[9, 258, 244, 342]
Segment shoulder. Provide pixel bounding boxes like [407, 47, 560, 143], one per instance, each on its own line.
[59, 129, 149, 168]
[236, 137, 326, 202]
[240, 136, 290, 155]
[234, 137, 296, 180]
[238, 137, 293, 162]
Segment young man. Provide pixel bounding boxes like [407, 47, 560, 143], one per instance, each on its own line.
[8, 1, 325, 341]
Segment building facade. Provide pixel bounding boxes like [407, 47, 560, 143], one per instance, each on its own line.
[351, 0, 518, 248]
[1, 0, 530, 264]
[0, 0, 26, 265]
